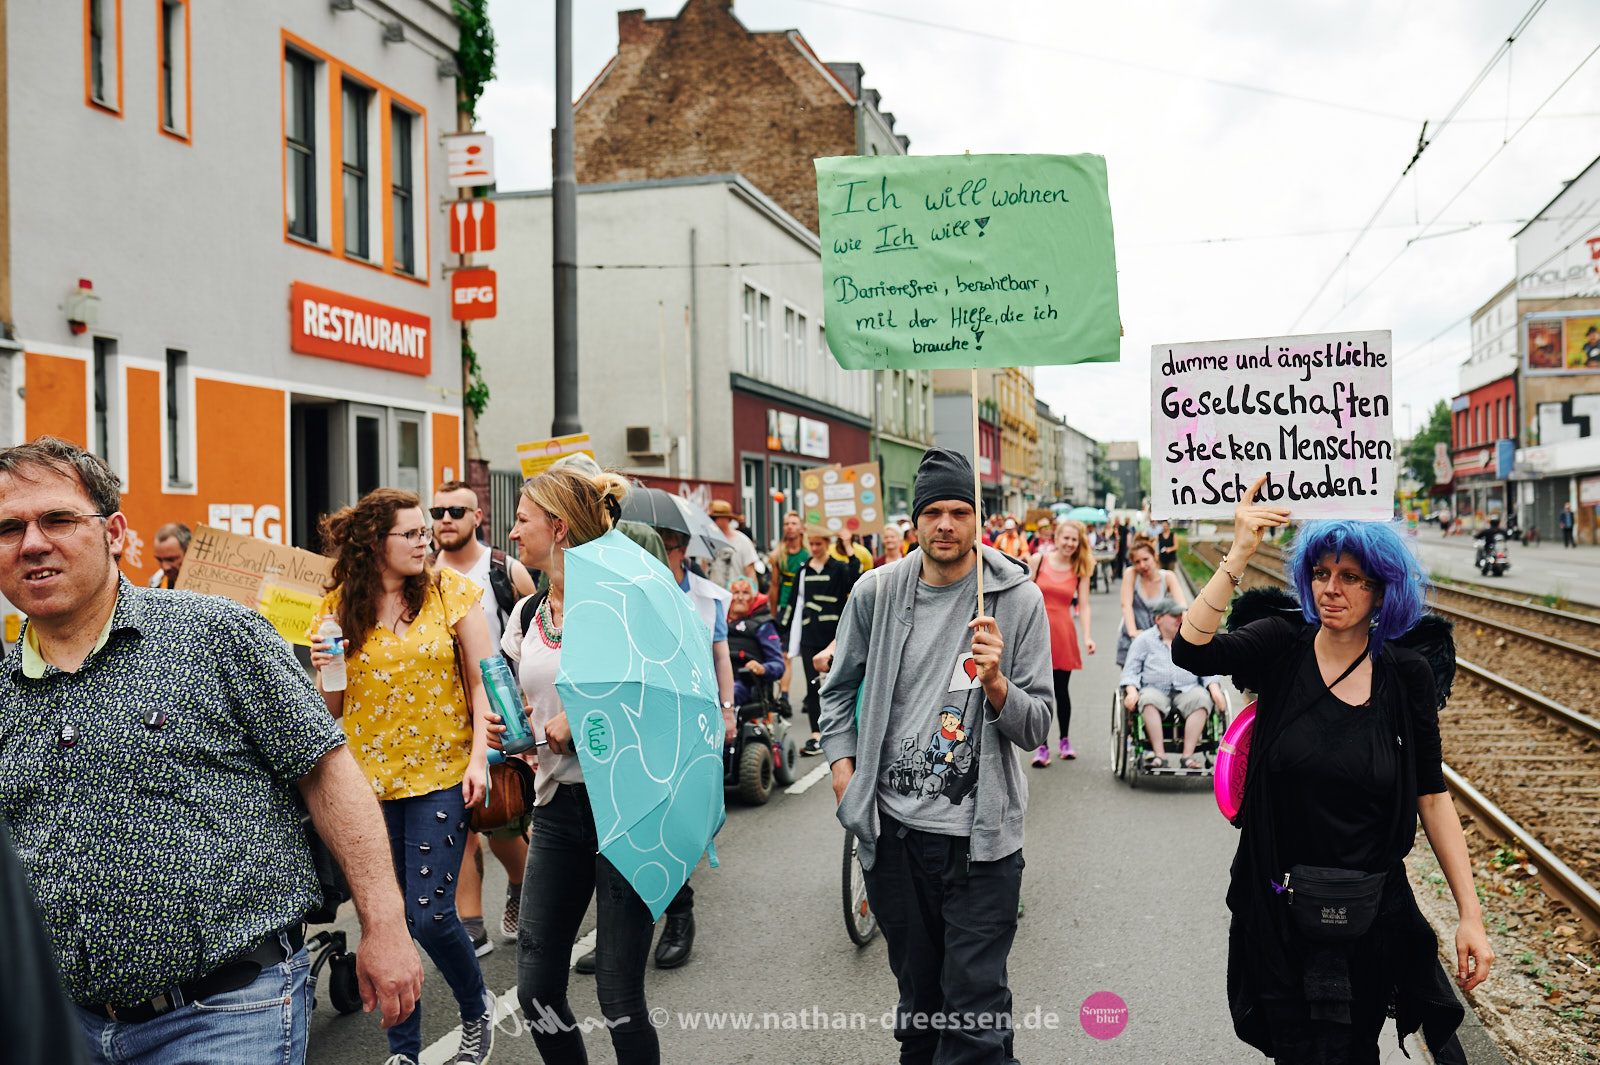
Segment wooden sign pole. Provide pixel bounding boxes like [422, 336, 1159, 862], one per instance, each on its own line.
[971, 366, 985, 617]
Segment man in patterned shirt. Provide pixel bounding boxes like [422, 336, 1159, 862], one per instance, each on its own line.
[0, 437, 424, 1064]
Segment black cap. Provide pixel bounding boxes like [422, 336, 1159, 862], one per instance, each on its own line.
[911, 446, 977, 523]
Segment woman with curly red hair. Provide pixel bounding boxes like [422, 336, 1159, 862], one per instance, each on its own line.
[310, 487, 497, 1065]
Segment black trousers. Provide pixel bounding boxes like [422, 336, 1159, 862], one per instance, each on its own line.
[1563, 526, 1575, 547]
[863, 816, 1023, 1065]
[1051, 669, 1073, 739]
[801, 652, 825, 733]
[517, 784, 659, 1064]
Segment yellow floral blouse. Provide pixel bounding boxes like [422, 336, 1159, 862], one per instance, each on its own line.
[317, 568, 481, 801]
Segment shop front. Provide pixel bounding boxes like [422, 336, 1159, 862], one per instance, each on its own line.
[1449, 439, 1513, 531]
[731, 389, 870, 551]
[14, 283, 462, 594]
[1512, 436, 1600, 545]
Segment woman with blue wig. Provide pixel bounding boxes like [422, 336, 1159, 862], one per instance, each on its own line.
[1172, 478, 1491, 1065]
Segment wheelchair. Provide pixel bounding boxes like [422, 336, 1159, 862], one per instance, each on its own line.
[301, 818, 363, 1015]
[722, 677, 800, 805]
[1110, 684, 1231, 788]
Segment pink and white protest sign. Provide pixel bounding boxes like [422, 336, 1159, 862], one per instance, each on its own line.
[1150, 330, 1395, 520]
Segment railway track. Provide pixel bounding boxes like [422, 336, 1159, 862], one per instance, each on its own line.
[1187, 540, 1600, 934]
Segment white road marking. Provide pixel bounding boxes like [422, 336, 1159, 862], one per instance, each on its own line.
[785, 762, 831, 795]
[418, 928, 599, 1065]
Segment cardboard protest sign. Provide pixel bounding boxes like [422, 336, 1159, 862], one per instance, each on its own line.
[799, 462, 886, 538]
[175, 525, 334, 645]
[1150, 331, 1395, 520]
[815, 154, 1120, 370]
[1023, 508, 1054, 531]
[518, 433, 594, 480]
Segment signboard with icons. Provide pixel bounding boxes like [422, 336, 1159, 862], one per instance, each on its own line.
[800, 462, 885, 538]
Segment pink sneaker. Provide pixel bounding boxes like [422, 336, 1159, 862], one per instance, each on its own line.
[1059, 738, 1076, 760]
[1031, 745, 1050, 767]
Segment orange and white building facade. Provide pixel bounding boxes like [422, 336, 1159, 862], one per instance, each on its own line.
[0, 1, 465, 609]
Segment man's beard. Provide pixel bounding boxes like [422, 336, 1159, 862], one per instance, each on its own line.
[438, 526, 476, 551]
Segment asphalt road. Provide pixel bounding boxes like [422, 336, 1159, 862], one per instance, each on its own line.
[306, 581, 1426, 1065]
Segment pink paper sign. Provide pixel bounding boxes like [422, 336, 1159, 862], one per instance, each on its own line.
[1150, 330, 1394, 519]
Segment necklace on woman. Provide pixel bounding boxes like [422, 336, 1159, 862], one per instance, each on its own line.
[539, 595, 563, 646]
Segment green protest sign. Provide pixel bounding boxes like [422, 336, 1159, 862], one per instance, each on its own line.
[815, 154, 1120, 371]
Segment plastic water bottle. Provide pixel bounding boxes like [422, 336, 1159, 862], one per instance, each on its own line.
[481, 657, 536, 754]
[318, 617, 347, 692]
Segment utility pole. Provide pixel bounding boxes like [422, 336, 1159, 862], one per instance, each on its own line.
[551, 0, 580, 434]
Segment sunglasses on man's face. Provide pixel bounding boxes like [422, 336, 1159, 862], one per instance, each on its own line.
[430, 506, 471, 520]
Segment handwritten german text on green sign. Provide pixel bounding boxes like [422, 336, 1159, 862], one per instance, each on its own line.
[815, 154, 1120, 370]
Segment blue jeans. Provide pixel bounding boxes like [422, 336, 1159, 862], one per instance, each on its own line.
[517, 783, 659, 1064]
[75, 943, 311, 1065]
[382, 786, 489, 1058]
[863, 816, 1024, 1065]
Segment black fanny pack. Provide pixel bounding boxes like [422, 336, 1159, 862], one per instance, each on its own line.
[1277, 865, 1388, 941]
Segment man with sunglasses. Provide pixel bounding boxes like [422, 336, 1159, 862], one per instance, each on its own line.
[429, 480, 537, 957]
[0, 437, 422, 1064]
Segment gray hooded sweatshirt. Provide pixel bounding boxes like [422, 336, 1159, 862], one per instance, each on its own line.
[819, 546, 1055, 870]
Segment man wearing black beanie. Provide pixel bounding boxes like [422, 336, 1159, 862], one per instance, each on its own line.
[910, 446, 976, 525]
[819, 444, 1054, 1065]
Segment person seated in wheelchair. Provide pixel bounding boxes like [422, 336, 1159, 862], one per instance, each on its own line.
[727, 575, 786, 710]
[1119, 598, 1226, 771]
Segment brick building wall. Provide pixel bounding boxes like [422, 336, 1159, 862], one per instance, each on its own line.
[574, 0, 859, 233]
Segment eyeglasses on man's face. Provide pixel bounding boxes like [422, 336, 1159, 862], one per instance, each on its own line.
[0, 511, 108, 547]
[387, 528, 429, 544]
[429, 506, 470, 520]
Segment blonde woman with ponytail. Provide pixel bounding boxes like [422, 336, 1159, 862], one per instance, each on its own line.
[500, 466, 662, 1065]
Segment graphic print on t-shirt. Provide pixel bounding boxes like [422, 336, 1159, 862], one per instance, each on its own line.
[947, 652, 983, 692]
[883, 652, 980, 807]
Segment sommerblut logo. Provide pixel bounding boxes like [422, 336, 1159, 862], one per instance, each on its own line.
[1079, 991, 1129, 1040]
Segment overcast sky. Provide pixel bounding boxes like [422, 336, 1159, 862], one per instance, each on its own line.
[477, 0, 1600, 452]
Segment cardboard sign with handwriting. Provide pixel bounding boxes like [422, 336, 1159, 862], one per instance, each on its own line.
[799, 462, 886, 539]
[815, 153, 1120, 370]
[175, 525, 334, 645]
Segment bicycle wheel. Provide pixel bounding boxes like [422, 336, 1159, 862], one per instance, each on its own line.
[842, 831, 879, 946]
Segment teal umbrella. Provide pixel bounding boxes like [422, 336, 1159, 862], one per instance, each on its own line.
[556, 529, 727, 919]
[1065, 506, 1108, 525]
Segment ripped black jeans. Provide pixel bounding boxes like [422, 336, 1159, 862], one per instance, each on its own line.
[516, 783, 660, 1064]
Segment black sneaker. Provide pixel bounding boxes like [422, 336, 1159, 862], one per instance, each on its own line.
[462, 917, 494, 958]
[801, 737, 823, 757]
[454, 1007, 494, 1064]
[573, 948, 597, 975]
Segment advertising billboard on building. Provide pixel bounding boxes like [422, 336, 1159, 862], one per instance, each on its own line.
[1523, 311, 1600, 375]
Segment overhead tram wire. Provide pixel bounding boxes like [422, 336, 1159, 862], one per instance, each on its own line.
[1314, 38, 1600, 333]
[786, 0, 1417, 124]
[1285, 0, 1552, 333]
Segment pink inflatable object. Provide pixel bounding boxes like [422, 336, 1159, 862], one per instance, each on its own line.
[1213, 700, 1257, 823]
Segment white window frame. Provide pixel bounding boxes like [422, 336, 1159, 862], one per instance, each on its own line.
[389, 104, 424, 276]
[340, 77, 380, 263]
[741, 285, 757, 374]
[284, 48, 332, 248]
[163, 348, 196, 491]
[159, 0, 189, 137]
[757, 292, 772, 382]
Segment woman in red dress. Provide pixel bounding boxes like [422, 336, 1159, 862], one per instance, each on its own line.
[1027, 517, 1097, 765]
